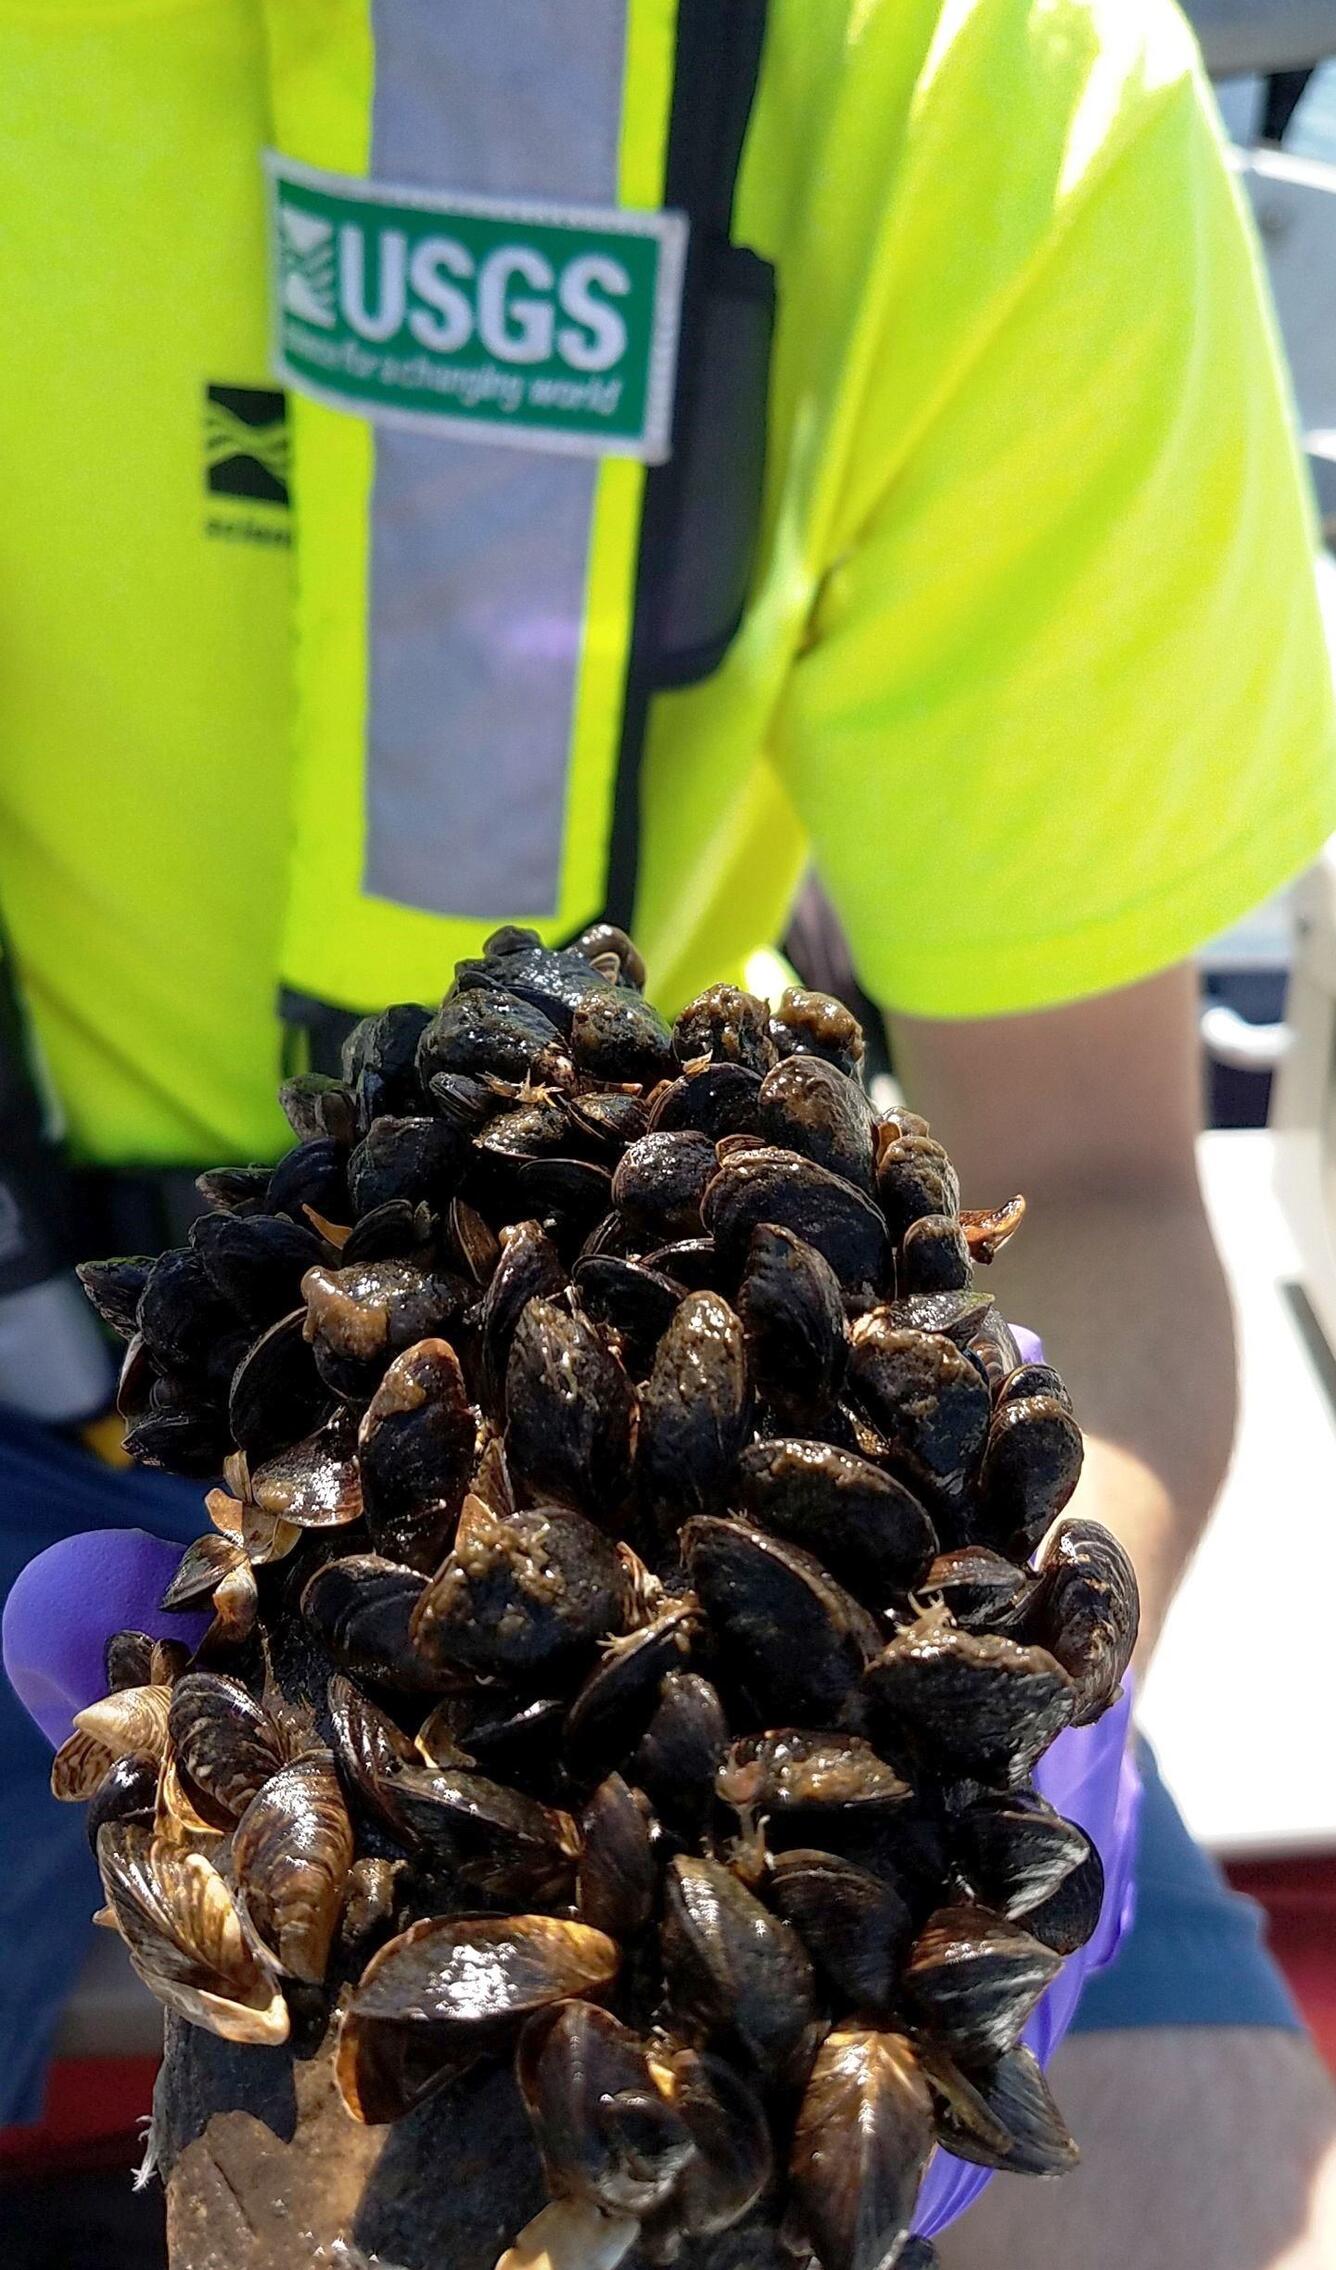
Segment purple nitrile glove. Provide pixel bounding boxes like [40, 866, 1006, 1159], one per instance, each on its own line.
[2, 1527, 209, 1746]
[915, 1320, 1141, 2239]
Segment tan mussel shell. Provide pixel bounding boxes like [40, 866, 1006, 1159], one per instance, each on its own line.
[51, 1683, 172, 1803]
[96, 1820, 289, 2045]
[233, 1754, 354, 1984]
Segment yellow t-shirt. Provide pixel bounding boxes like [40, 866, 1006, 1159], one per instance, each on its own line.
[0, 0, 1332, 1165]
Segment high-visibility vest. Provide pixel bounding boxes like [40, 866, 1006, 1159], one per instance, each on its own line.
[1, 0, 1328, 1174]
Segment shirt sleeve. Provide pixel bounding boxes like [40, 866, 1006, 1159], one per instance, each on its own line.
[770, 7, 1336, 1018]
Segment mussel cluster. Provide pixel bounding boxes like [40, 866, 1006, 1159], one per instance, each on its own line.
[63, 926, 1138, 2270]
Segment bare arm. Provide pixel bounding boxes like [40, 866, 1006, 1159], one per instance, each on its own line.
[888, 964, 1236, 1659]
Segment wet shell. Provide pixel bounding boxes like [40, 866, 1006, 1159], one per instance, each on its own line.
[789, 2029, 934, 2270]
[612, 1131, 716, 1243]
[1024, 1836, 1106, 1957]
[649, 1062, 764, 1141]
[190, 1210, 326, 1328]
[768, 1850, 913, 2017]
[638, 1291, 751, 1522]
[661, 1856, 818, 2085]
[302, 1555, 446, 1696]
[770, 989, 865, 1078]
[956, 1793, 1091, 1921]
[85, 1750, 159, 1853]
[358, 1337, 476, 1573]
[76, 1255, 152, 1339]
[737, 1227, 847, 1418]
[685, 1518, 880, 1725]
[411, 1498, 632, 1680]
[979, 1394, 1084, 1558]
[899, 1214, 972, 1295]
[233, 1755, 354, 1982]
[633, 1671, 730, 1831]
[96, 1822, 289, 2046]
[417, 988, 573, 1089]
[757, 1055, 876, 1194]
[923, 2042, 1079, 2176]
[847, 1319, 991, 1525]
[704, 1147, 889, 1288]
[337, 1913, 619, 2123]
[480, 1220, 567, 1417]
[249, 1408, 364, 1528]
[167, 1672, 285, 1820]
[53, 1684, 173, 1800]
[347, 1114, 461, 1217]
[738, 1438, 937, 1597]
[563, 1600, 703, 1781]
[903, 1904, 1061, 2063]
[504, 1298, 636, 1523]
[1030, 1517, 1140, 1725]
[517, 2001, 693, 2218]
[576, 1775, 657, 1942]
[864, 1618, 1076, 1787]
[569, 989, 675, 1084]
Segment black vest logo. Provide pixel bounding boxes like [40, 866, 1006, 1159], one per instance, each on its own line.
[205, 385, 290, 505]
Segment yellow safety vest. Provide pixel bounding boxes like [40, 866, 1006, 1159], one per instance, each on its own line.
[1, 0, 1331, 1168]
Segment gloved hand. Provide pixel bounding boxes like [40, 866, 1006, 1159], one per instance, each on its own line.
[0, 1328, 1140, 2244]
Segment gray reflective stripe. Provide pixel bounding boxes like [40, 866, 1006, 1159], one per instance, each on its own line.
[364, 0, 630, 920]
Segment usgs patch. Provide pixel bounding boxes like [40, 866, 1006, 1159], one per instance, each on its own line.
[265, 153, 687, 463]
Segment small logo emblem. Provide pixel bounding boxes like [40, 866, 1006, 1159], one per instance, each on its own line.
[265, 153, 687, 463]
[279, 206, 337, 329]
[205, 384, 290, 506]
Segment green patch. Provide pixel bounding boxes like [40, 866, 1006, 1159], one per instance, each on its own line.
[265, 154, 687, 462]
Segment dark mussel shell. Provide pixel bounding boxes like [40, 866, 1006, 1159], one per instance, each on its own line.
[903, 1903, 1061, 2063]
[633, 1670, 729, 1829]
[121, 1402, 233, 1479]
[768, 1849, 913, 2017]
[920, 1544, 1035, 1635]
[955, 1792, 1091, 1921]
[612, 1130, 716, 1243]
[250, 1407, 364, 1528]
[661, 1855, 818, 2085]
[562, 1089, 651, 1158]
[302, 1554, 447, 1696]
[76, 1256, 152, 1339]
[864, 1619, 1076, 1788]
[229, 1308, 330, 1465]
[1024, 1835, 1105, 1957]
[847, 1318, 991, 1527]
[1029, 1517, 1140, 1725]
[194, 1165, 272, 1216]
[278, 1072, 358, 1147]
[337, 1913, 620, 2124]
[738, 1227, 847, 1417]
[757, 1054, 876, 1194]
[739, 1437, 936, 1598]
[879, 1290, 998, 1351]
[716, 1731, 910, 1824]
[641, 2048, 773, 2247]
[85, 1750, 159, 1854]
[190, 1211, 325, 1329]
[569, 921, 646, 990]
[788, 2029, 933, 2270]
[326, 1672, 420, 1841]
[569, 988, 675, 1084]
[416, 987, 573, 1089]
[167, 1671, 286, 1821]
[923, 2041, 1078, 2176]
[233, 1754, 355, 1983]
[104, 1629, 159, 1692]
[388, 1762, 580, 1907]
[347, 1115, 462, 1217]
[995, 1361, 1073, 1415]
[875, 1136, 960, 1244]
[268, 1138, 350, 1228]
[417, 1690, 565, 1785]
[517, 2001, 693, 2219]
[573, 1254, 685, 1368]
[769, 988, 866, 1078]
[563, 1600, 702, 1782]
[479, 1221, 567, 1419]
[649, 1061, 764, 1141]
[638, 1290, 751, 1523]
[641, 1236, 731, 1293]
[411, 1498, 633, 1682]
[899, 1214, 972, 1295]
[338, 1198, 438, 1266]
[474, 1091, 580, 1166]
[341, 1001, 433, 1124]
[504, 1297, 636, 1522]
[453, 931, 620, 1033]
[357, 1338, 476, 1573]
[684, 1518, 880, 1725]
[301, 1259, 467, 1404]
[704, 1147, 889, 1289]
[576, 1775, 658, 1942]
[979, 1394, 1084, 1559]
[137, 1248, 239, 1377]
[671, 984, 776, 1075]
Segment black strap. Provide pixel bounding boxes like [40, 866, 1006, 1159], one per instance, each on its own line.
[601, 0, 771, 930]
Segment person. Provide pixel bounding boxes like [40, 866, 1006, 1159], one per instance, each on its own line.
[1, 1, 1335, 2264]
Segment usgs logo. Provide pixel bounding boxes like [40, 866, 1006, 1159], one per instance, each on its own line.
[289, 213, 633, 375]
[268, 157, 686, 460]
